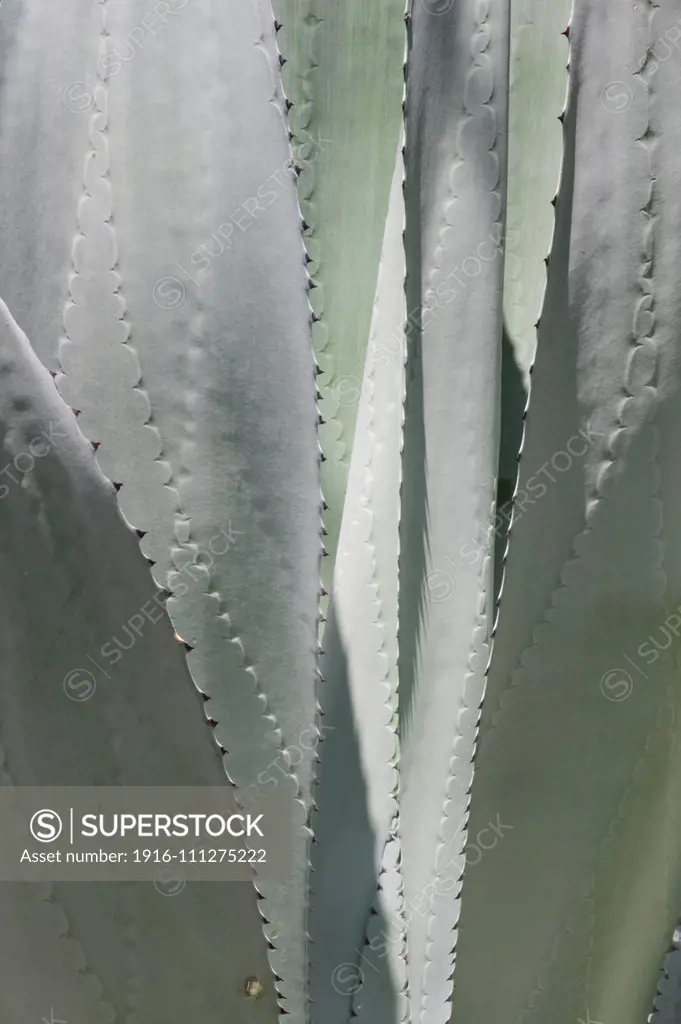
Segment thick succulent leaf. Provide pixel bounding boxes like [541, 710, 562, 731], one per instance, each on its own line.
[352, 826, 409, 1024]
[273, 0, 405, 598]
[400, 1, 509, 1019]
[48, 2, 319, 1017]
[0, 0, 99, 370]
[651, 929, 681, 1023]
[480, 17, 574, 739]
[0, 300, 277, 1022]
[351, 145, 409, 1024]
[454, 3, 681, 1022]
[491, 0, 570, 588]
[503, 0, 570, 383]
[309, 142, 406, 1024]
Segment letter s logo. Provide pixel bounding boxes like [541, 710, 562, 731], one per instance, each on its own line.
[30, 809, 63, 843]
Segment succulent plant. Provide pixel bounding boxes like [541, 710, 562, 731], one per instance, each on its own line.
[1, 0, 681, 1022]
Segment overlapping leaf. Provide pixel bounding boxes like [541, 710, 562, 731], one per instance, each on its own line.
[0, 300, 277, 1022]
[400, 1, 510, 1019]
[274, 0, 406, 600]
[455, 4, 681, 1022]
[3, 1, 320, 1018]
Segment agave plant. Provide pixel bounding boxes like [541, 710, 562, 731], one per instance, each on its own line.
[1, 0, 681, 1021]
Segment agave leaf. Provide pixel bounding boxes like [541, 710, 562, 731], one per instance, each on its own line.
[651, 930, 681, 1023]
[273, 0, 406, 600]
[351, 147, 410, 1024]
[490, 0, 571, 591]
[454, 3, 681, 1021]
[503, 0, 571, 383]
[308, 140, 406, 1024]
[49, 2, 319, 1017]
[0, 0, 100, 371]
[351, 826, 410, 1024]
[0, 300, 277, 1021]
[400, 1, 510, 1018]
[479, 12, 574, 739]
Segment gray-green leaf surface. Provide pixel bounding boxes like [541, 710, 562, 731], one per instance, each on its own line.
[274, 0, 406, 601]
[10, 1, 320, 1017]
[401, 1, 509, 1018]
[0, 299, 278, 1022]
[455, 3, 681, 1021]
